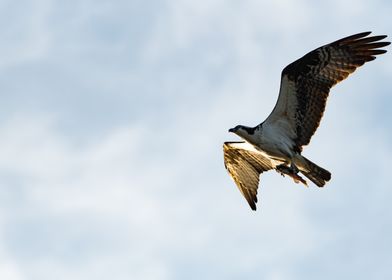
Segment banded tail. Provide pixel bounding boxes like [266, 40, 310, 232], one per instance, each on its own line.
[300, 156, 331, 187]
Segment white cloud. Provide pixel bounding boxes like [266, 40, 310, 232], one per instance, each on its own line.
[0, 0, 391, 279]
[0, 260, 23, 280]
[0, 110, 329, 279]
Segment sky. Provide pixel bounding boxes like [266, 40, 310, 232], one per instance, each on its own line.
[0, 0, 391, 279]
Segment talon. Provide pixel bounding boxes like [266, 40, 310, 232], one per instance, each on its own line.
[291, 173, 308, 187]
[276, 164, 307, 187]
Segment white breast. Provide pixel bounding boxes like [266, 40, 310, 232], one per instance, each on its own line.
[252, 120, 296, 160]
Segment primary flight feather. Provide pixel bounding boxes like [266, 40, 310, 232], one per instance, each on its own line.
[224, 32, 390, 210]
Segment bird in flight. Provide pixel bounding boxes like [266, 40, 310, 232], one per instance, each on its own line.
[223, 32, 390, 211]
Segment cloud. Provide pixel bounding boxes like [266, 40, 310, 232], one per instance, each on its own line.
[0, 111, 328, 279]
[0, 0, 391, 279]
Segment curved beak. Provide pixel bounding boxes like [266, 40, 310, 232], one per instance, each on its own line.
[228, 128, 234, 133]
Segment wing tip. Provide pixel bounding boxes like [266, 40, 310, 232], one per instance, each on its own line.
[380, 42, 391, 48]
[338, 31, 372, 43]
[250, 198, 257, 211]
[243, 189, 258, 211]
[338, 31, 390, 46]
[358, 31, 372, 37]
[246, 197, 257, 210]
[375, 35, 388, 40]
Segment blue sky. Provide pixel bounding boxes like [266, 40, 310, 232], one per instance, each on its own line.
[0, 0, 391, 279]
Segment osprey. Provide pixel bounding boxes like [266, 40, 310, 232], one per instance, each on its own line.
[223, 32, 390, 211]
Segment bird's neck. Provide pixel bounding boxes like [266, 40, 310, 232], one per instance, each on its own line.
[238, 125, 261, 144]
[242, 125, 257, 135]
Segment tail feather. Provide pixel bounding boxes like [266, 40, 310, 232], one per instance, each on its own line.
[300, 157, 331, 187]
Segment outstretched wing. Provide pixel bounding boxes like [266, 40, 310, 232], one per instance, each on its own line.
[223, 142, 275, 210]
[264, 32, 390, 151]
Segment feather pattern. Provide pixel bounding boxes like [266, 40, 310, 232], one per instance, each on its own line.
[266, 32, 390, 150]
[223, 142, 275, 210]
[225, 32, 389, 210]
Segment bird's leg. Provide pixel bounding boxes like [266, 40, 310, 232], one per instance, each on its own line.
[290, 160, 308, 186]
[276, 163, 307, 186]
[290, 161, 299, 174]
[290, 169, 308, 186]
[276, 164, 291, 177]
[289, 162, 307, 186]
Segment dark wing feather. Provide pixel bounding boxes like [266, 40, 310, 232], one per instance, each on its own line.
[223, 142, 275, 210]
[266, 32, 390, 150]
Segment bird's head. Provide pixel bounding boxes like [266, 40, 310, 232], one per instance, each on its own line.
[228, 125, 242, 133]
[228, 125, 255, 139]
